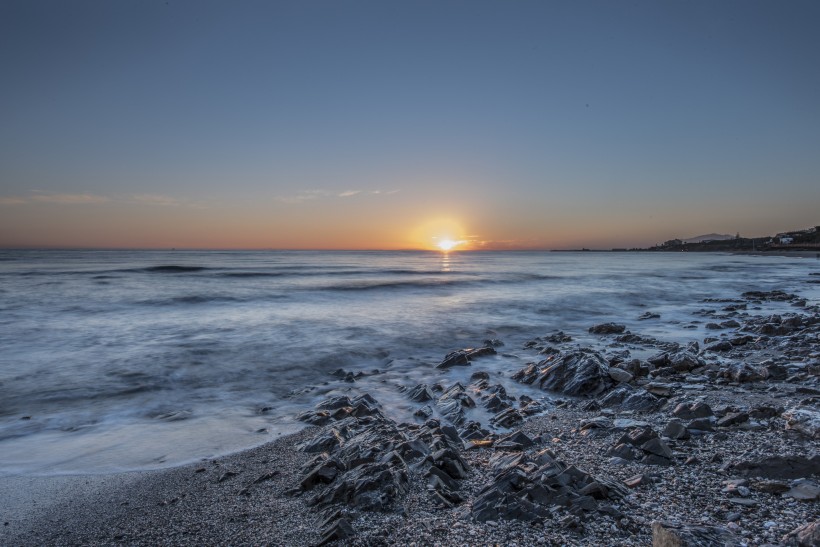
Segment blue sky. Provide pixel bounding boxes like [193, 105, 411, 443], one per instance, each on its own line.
[1, 0, 818, 249]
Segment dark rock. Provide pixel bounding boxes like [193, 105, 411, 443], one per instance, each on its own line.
[705, 340, 733, 352]
[407, 384, 435, 402]
[436, 351, 470, 369]
[516, 349, 614, 397]
[589, 323, 626, 335]
[638, 312, 661, 320]
[784, 480, 820, 501]
[651, 520, 738, 547]
[724, 363, 766, 383]
[545, 331, 573, 343]
[717, 412, 749, 428]
[301, 430, 343, 453]
[437, 347, 498, 369]
[318, 518, 355, 546]
[673, 401, 714, 420]
[599, 385, 664, 412]
[663, 419, 690, 440]
[728, 455, 820, 480]
[686, 418, 714, 432]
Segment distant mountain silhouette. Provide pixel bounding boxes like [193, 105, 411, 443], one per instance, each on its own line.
[682, 233, 733, 244]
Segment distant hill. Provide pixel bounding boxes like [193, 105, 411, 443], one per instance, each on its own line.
[682, 233, 733, 244]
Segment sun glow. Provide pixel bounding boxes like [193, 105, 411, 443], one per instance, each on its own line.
[437, 239, 458, 251]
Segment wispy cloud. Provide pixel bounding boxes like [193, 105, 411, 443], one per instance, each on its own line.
[30, 193, 110, 204]
[0, 192, 206, 208]
[129, 194, 207, 208]
[0, 197, 27, 205]
[276, 188, 400, 204]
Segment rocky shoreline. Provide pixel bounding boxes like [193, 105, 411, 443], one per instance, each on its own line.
[2, 287, 819, 546]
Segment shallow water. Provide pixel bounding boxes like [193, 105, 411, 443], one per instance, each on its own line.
[0, 250, 817, 475]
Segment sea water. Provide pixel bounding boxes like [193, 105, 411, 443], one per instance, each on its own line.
[0, 250, 817, 475]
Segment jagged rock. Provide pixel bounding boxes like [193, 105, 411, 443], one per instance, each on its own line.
[669, 351, 704, 372]
[297, 410, 332, 426]
[727, 455, 820, 480]
[782, 521, 820, 546]
[589, 322, 627, 335]
[436, 347, 497, 369]
[490, 407, 524, 428]
[301, 458, 342, 490]
[638, 312, 661, 320]
[495, 431, 535, 450]
[437, 351, 470, 369]
[545, 331, 573, 343]
[599, 385, 664, 412]
[472, 449, 627, 523]
[407, 384, 435, 402]
[783, 407, 820, 439]
[301, 430, 344, 453]
[514, 350, 614, 397]
[651, 520, 738, 546]
[317, 517, 355, 546]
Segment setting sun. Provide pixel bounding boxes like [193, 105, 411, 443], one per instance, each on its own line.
[437, 239, 457, 251]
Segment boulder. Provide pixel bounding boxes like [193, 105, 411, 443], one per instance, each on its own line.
[599, 385, 664, 412]
[651, 520, 738, 547]
[782, 521, 820, 546]
[517, 350, 614, 397]
[783, 407, 820, 439]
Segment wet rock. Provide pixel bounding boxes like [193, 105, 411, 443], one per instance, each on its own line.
[490, 407, 525, 429]
[742, 290, 796, 301]
[513, 349, 614, 397]
[783, 407, 820, 439]
[599, 385, 664, 412]
[638, 312, 661, 320]
[608, 367, 634, 383]
[589, 322, 627, 335]
[545, 331, 573, 343]
[436, 351, 470, 369]
[651, 520, 738, 546]
[782, 521, 820, 546]
[407, 384, 435, 402]
[495, 430, 535, 450]
[436, 347, 497, 369]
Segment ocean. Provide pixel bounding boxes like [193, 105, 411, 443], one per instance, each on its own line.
[0, 250, 817, 475]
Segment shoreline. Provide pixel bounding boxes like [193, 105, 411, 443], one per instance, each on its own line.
[3, 287, 819, 546]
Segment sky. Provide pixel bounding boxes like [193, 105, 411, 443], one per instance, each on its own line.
[1, 0, 818, 250]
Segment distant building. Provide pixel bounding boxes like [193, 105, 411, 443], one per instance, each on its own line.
[780, 237, 794, 245]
